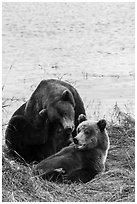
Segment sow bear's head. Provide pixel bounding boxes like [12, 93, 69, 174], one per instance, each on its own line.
[39, 90, 75, 135]
[73, 114, 107, 149]
[43, 90, 75, 133]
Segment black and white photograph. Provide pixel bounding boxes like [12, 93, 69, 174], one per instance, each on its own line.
[2, 1, 135, 202]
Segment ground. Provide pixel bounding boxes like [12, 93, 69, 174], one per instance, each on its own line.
[2, 2, 135, 202]
[2, 113, 135, 202]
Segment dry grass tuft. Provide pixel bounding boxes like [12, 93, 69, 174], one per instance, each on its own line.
[2, 106, 135, 202]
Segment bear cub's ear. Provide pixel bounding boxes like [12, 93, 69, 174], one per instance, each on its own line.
[97, 119, 106, 131]
[78, 114, 87, 124]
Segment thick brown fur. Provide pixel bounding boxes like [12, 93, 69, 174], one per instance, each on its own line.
[35, 115, 110, 183]
[5, 79, 85, 163]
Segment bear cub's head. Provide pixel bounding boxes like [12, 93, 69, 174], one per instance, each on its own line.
[73, 114, 107, 149]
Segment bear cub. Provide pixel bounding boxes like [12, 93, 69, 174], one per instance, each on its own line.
[35, 114, 110, 183]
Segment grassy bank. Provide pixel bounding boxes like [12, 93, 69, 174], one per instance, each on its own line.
[2, 106, 135, 202]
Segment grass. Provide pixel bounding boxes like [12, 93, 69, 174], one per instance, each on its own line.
[2, 105, 135, 202]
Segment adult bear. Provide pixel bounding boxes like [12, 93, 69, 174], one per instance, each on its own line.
[5, 79, 86, 163]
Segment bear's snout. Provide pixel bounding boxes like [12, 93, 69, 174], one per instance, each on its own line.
[62, 118, 75, 135]
[64, 125, 75, 135]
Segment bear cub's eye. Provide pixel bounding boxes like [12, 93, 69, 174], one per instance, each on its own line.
[77, 128, 80, 133]
[84, 130, 90, 135]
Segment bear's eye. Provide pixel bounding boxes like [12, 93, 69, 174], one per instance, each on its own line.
[57, 128, 63, 134]
[84, 130, 90, 135]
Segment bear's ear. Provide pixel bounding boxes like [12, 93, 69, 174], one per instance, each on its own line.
[62, 90, 75, 106]
[78, 114, 87, 124]
[39, 109, 47, 118]
[97, 119, 106, 131]
[25, 95, 43, 128]
[62, 90, 70, 101]
[25, 94, 48, 128]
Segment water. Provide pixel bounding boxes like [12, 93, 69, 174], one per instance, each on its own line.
[2, 2, 135, 128]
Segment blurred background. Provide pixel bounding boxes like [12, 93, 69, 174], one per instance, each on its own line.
[2, 2, 135, 132]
